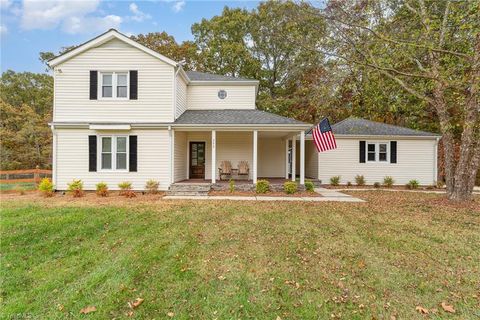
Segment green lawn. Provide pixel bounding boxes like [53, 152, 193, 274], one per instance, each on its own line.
[1, 192, 479, 319]
[0, 182, 36, 191]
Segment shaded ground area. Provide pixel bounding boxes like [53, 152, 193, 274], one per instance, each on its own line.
[1, 192, 479, 319]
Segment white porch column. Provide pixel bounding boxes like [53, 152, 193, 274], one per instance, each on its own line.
[285, 139, 289, 179]
[291, 136, 296, 181]
[211, 130, 216, 183]
[253, 130, 258, 184]
[300, 131, 305, 185]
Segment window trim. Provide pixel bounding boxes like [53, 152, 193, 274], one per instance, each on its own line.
[98, 71, 129, 100]
[366, 141, 390, 163]
[97, 135, 129, 172]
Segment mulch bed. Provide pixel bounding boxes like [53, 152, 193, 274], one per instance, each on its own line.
[209, 190, 321, 197]
[325, 185, 442, 191]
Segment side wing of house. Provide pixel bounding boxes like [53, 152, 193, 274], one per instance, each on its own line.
[317, 137, 438, 185]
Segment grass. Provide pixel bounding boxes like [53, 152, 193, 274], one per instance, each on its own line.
[1, 192, 479, 319]
[0, 182, 36, 191]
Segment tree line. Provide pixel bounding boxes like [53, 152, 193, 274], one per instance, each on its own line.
[1, 0, 478, 200]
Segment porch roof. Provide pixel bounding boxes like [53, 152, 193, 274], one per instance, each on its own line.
[174, 110, 309, 126]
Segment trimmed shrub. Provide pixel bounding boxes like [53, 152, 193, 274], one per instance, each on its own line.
[346, 181, 352, 187]
[229, 179, 235, 193]
[304, 180, 314, 192]
[373, 182, 381, 188]
[118, 181, 135, 197]
[330, 176, 340, 186]
[284, 181, 298, 194]
[67, 179, 84, 197]
[355, 175, 365, 186]
[383, 176, 395, 188]
[145, 179, 160, 194]
[38, 178, 54, 197]
[256, 180, 270, 194]
[406, 179, 420, 190]
[436, 180, 445, 189]
[96, 182, 109, 197]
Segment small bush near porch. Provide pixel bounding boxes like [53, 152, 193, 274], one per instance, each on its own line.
[1, 192, 479, 319]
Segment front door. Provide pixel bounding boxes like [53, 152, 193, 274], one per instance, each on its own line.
[189, 142, 205, 179]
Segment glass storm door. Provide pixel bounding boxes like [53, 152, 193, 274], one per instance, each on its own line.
[189, 142, 205, 179]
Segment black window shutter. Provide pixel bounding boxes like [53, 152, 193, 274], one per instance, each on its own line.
[88, 135, 97, 172]
[129, 136, 137, 172]
[359, 141, 366, 163]
[129, 70, 138, 100]
[89, 71, 98, 100]
[390, 141, 397, 163]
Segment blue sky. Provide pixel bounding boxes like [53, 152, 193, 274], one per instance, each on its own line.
[0, 0, 259, 73]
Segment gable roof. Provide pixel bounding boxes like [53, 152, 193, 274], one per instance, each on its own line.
[48, 29, 178, 68]
[186, 71, 257, 82]
[174, 110, 309, 126]
[332, 117, 440, 137]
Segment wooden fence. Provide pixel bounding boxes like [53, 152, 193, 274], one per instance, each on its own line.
[0, 166, 52, 185]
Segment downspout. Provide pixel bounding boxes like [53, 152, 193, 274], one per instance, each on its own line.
[173, 65, 181, 121]
[50, 124, 57, 190]
[434, 137, 440, 185]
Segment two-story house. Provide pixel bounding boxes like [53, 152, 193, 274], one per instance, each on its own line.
[48, 29, 313, 191]
[48, 29, 440, 191]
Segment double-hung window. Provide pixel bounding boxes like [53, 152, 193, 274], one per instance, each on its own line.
[100, 136, 128, 171]
[100, 72, 128, 99]
[367, 142, 389, 163]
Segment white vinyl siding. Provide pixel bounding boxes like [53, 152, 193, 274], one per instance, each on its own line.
[258, 138, 286, 178]
[317, 138, 437, 185]
[55, 128, 170, 190]
[173, 131, 187, 182]
[187, 85, 256, 110]
[305, 140, 318, 179]
[175, 76, 187, 119]
[54, 38, 174, 123]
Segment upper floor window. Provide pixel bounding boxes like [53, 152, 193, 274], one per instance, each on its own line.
[367, 142, 389, 162]
[100, 72, 128, 99]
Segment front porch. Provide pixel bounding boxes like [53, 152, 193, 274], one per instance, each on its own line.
[171, 130, 315, 187]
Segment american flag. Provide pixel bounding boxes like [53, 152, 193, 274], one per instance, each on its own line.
[312, 118, 337, 152]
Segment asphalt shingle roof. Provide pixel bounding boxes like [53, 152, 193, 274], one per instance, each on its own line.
[186, 71, 257, 82]
[175, 110, 308, 125]
[332, 117, 440, 137]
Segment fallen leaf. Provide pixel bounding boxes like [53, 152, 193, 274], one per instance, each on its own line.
[167, 312, 175, 317]
[276, 316, 282, 320]
[128, 298, 144, 309]
[441, 302, 455, 313]
[415, 306, 429, 314]
[126, 311, 134, 317]
[80, 306, 97, 314]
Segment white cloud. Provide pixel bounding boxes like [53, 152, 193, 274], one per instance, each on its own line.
[0, 0, 12, 9]
[0, 24, 7, 35]
[171, 0, 185, 13]
[160, 0, 185, 13]
[19, 0, 122, 34]
[63, 15, 122, 34]
[128, 2, 151, 22]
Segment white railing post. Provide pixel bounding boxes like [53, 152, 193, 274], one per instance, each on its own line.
[285, 139, 289, 179]
[291, 136, 296, 182]
[211, 130, 216, 183]
[300, 131, 305, 185]
[253, 130, 258, 184]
